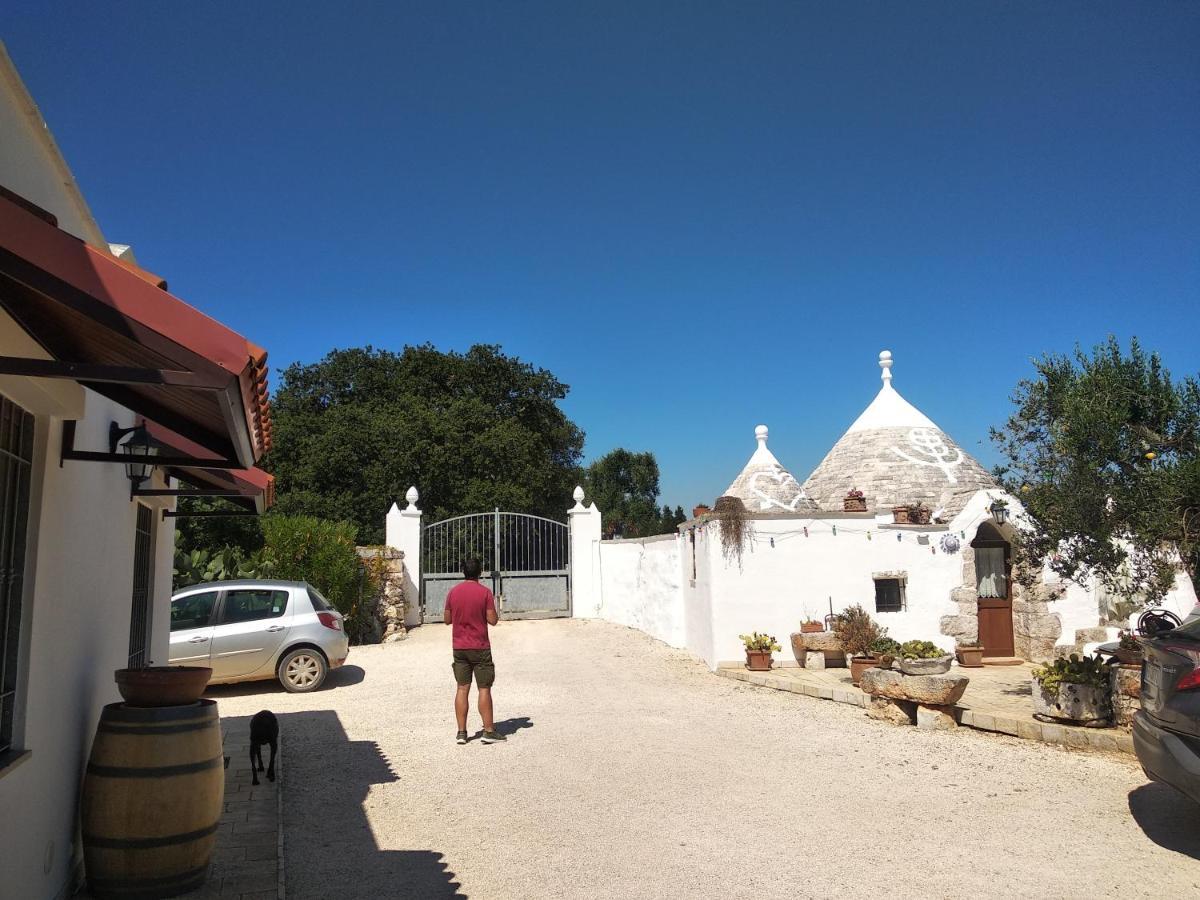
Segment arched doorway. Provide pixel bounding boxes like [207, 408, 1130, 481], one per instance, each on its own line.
[972, 521, 1014, 657]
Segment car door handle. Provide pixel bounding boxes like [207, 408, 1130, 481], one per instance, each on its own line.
[266, 625, 285, 633]
[189, 636, 210, 643]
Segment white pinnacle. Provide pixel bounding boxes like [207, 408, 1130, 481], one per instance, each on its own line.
[879, 349, 893, 384]
[755, 424, 768, 444]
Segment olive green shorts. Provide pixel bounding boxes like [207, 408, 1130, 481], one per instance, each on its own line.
[452, 649, 495, 688]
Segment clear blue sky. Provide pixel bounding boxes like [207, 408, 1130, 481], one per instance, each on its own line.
[6, 3, 1198, 510]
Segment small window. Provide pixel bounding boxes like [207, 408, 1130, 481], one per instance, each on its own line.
[307, 587, 333, 612]
[171, 591, 218, 632]
[220, 589, 289, 624]
[874, 578, 905, 613]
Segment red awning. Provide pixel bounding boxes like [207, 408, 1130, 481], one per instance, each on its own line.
[145, 421, 274, 514]
[0, 188, 271, 467]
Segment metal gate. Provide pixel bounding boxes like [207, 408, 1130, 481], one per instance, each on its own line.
[421, 510, 570, 623]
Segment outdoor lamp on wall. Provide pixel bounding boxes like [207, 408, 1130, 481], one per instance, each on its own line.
[989, 500, 1009, 527]
[110, 421, 157, 491]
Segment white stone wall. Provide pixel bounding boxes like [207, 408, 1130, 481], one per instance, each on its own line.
[596, 535, 685, 648]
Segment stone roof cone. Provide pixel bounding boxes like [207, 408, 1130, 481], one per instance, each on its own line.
[722, 425, 817, 514]
[800, 351, 997, 518]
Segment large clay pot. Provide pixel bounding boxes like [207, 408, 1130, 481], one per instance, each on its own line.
[956, 648, 984, 667]
[1032, 682, 1111, 725]
[849, 656, 881, 685]
[898, 655, 954, 676]
[745, 650, 773, 671]
[114, 666, 212, 707]
[82, 700, 224, 899]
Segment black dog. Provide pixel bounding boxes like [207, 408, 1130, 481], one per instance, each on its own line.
[249, 710, 278, 786]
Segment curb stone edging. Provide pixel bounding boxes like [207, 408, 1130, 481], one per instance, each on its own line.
[715, 666, 1134, 754]
[277, 741, 286, 900]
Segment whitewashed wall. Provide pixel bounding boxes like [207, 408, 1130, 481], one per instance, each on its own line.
[596, 535, 685, 648]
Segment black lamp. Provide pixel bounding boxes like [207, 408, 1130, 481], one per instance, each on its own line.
[109, 421, 157, 491]
[989, 499, 1009, 527]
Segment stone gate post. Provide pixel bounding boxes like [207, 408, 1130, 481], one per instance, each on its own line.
[568, 486, 602, 618]
[386, 486, 423, 628]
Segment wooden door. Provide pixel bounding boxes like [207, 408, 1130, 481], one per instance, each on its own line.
[978, 596, 1014, 657]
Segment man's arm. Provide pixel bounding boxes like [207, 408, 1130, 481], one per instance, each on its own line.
[486, 594, 498, 626]
[443, 594, 452, 625]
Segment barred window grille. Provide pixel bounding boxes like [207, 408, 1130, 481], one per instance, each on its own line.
[874, 577, 906, 613]
[128, 503, 155, 668]
[0, 396, 35, 759]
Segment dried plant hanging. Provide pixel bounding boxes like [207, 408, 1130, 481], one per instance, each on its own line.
[713, 495, 753, 568]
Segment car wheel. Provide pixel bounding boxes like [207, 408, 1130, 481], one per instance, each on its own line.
[278, 648, 328, 693]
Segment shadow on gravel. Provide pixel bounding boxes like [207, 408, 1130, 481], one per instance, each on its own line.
[492, 716, 534, 737]
[204, 664, 366, 698]
[1128, 782, 1200, 859]
[278, 709, 466, 899]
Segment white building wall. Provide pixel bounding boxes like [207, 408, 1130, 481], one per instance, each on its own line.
[596, 535, 685, 648]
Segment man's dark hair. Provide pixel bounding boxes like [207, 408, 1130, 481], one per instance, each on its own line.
[462, 557, 483, 580]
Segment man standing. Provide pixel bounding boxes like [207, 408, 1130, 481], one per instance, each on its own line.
[444, 557, 506, 745]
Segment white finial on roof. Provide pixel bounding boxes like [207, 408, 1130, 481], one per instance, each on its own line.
[879, 350, 893, 385]
[755, 424, 768, 445]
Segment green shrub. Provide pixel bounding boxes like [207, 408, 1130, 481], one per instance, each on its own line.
[899, 640, 947, 660]
[1032, 653, 1111, 700]
[870, 637, 902, 660]
[832, 604, 885, 658]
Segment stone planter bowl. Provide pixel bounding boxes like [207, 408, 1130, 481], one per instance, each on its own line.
[898, 655, 953, 676]
[1032, 682, 1111, 725]
[115, 666, 212, 707]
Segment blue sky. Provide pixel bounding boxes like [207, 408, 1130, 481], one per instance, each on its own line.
[6, 3, 1198, 509]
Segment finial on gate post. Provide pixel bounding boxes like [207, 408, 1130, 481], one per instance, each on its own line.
[571, 485, 586, 510]
[404, 485, 420, 513]
[879, 350, 893, 385]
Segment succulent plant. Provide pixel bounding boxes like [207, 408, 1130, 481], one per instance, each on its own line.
[899, 639, 947, 660]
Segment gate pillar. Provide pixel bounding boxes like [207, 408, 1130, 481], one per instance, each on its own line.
[387, 486, 423, 628]
[568, 486, 602, 618]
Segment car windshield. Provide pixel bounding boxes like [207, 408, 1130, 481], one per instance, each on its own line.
[307, 586, 334, 612]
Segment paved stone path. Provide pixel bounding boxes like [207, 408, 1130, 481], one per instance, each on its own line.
[211, 618, 1200, 899]
[717, 660, 1137, 753]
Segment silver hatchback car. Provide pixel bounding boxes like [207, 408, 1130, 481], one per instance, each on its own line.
[169, 580, 350, 692]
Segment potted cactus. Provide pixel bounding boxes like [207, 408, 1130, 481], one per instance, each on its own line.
[740, 632, 781, 671]
[897, 640, 953, 675]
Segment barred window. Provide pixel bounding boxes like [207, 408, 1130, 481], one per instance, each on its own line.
[0, 396, 35, 761]
[874, 576, 906, 613]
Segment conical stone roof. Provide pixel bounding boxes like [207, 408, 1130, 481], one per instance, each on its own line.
[723, 425, 817, 514]
[800, 351, 997, 518]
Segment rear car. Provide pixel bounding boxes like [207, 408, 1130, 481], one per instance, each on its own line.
[1134, 618, 1200, 805]
[169, 580, 349, 692]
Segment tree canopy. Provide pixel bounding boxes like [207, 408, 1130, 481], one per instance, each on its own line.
[267, 344, 585, 544]
[992, 337, 1200, 602]
[584, 448, 674, 538]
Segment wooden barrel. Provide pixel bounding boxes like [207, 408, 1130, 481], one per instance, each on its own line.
[81, 700, 223, 899]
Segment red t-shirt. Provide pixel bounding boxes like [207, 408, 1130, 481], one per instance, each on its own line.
[445, 580, 496, 650]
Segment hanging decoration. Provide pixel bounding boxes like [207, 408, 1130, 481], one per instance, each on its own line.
[939, 533, 962, 554]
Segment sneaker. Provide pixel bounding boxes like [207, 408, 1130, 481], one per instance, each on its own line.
[480, 730, 507, 744]
[456, 731, 468, 745]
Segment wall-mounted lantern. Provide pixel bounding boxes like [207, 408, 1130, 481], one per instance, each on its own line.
[109, 421, 157, 493]
[989, 499, 1009, 527]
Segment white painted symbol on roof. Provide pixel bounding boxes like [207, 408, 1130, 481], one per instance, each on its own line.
[890, 428, 964, 485]
[748, 465, 809, 511]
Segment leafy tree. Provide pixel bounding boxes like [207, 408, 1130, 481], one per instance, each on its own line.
[267, 344, 586, 544]
[584, 449, 664, 537]
[992, 337, 1200, 602]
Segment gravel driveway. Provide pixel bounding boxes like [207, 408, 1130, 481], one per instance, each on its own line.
[209, 618, 1200, 899]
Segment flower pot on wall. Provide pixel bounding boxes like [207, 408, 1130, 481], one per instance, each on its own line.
[843, 497, 867, 512]
[692, 505, 711, 519]
[801, 622, 824, 634]
[745, 650, 773, 671]
[891, 506, 910, 524]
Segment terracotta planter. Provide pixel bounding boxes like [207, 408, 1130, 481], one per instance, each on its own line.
[692, 505, 711, 519]
[891, 506, 910, 524]
[843, 497, 867, 512]
[956, 648, 984, 667]
[745, 650, 773, 671]
[1115, 648, 1143, 666]
[849, 656, 881, 685]
[911, 509, 931, 525]
[115, 666, 212, 707]
[801, 623, 825, 634]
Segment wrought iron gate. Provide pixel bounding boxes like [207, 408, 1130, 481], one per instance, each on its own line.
[421, 510, 570, 623]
